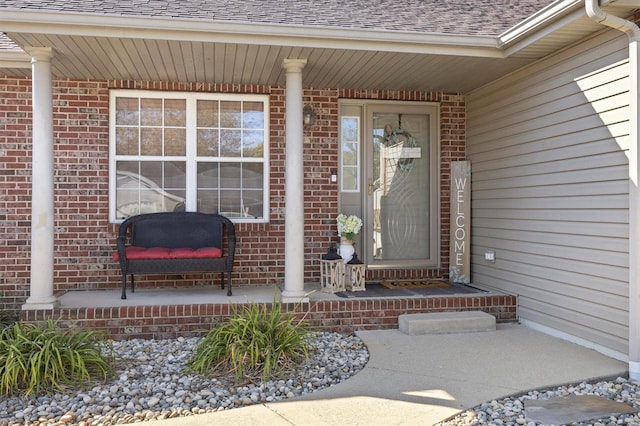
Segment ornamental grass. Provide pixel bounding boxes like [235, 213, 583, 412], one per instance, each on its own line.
[0, 309, 18, 330]
[187, 299, 309, 382]
[0, 320, 113, 396]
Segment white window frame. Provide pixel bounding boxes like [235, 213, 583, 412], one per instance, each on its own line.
[108, 89, 270, 223]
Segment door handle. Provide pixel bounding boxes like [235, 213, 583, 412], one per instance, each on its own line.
[368, 178, 373, 196]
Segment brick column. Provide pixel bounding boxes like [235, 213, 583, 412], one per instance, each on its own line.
[23, 47, 58, 310]
[280, 59, 309, 303]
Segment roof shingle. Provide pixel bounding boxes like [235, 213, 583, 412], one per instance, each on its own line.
[0, 32, 20, 50]
[0, 0, 556, 36]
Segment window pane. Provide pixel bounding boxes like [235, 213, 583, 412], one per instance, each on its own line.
[197, 162, 219, 188]
[243, 102, 264, 129]
[164, 128, 186, 156]
[220, 129, 241, 157]
[243, 163, 264, 188]
[342, 117, 358, 142]
[116, 161, 139, 177]
[220, 163, 241, 188]
[197, 189, 218, 214]
[140, 127, 162, 155]
[116, 127, 138, 155]
[341, 116, 360, 192]
[115, 162, 142, 217]
[219, 189, 242, 217]
[197, 129, 219, 156]
[197, 100, 218, 127]
[243, 130, 264, 158]
[243, 189, 263, 218]
[342, 166, 357, 191]
[164, 161, 186, 188]
[115, 189, 140, 217]
[116, 98, 139, 125]
[139, 161, 163, 188]
[164, 99, 186, 127]
[342, 142, 358, 166]
[140, 98, 162, 126]
[220, 101, 241, 128]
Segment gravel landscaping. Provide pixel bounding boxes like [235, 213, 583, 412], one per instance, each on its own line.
[4, 329, 640, 426]
[0, 331, 369, 426]
[438, 377, 640, 426]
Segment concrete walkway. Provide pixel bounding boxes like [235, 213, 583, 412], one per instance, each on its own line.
[150, 323, 627, 426]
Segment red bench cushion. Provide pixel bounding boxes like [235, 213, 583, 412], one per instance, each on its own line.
[112, 246, 222, 261]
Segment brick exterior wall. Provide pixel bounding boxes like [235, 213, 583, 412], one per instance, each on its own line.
[0, 77, 465, 311]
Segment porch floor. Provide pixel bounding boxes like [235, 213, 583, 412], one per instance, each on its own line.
[24, 283, 517, 340]
[57, 283, 336, 309]
[58, 281, 497, 308]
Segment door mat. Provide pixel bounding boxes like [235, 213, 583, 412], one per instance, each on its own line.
[380, 279, 450, 289]
[525, 395, 636, 425]
[335, 282, 484, 298]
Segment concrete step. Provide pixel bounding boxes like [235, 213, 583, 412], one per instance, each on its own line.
[398, 311, 496, 335]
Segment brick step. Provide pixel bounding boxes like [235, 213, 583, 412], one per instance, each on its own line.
[398, 311, 496, 335]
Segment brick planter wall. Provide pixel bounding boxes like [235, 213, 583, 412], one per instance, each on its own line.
[21, 294, 516, 340]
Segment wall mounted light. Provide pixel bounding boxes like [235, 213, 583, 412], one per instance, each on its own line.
[303, 104, 316, 127]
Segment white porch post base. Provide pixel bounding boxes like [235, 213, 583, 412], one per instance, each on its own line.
[280, 293, 310, 304]
[280, 58, 309, 304]
[22, 299, 58, 311]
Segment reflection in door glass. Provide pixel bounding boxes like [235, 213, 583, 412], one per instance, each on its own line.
[372, 113, 430, 261]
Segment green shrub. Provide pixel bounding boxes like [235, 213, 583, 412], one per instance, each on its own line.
[0, 320, 113, 395]
[187, 300, 309, 382]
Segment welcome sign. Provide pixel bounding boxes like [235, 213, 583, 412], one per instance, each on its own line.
[449, 161, 470, 283]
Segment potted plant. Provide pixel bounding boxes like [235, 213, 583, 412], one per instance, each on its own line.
[336, 214, 362, 263]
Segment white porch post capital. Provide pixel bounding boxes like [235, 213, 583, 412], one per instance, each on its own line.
[280, 58, 309, 303]
[282, 58, 307, 73]
[23, 46, 58, 310]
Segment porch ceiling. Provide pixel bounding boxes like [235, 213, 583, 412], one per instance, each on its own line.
[0, 1, 637, 93]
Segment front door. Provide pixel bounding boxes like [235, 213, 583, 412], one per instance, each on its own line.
[365, 103, 439, 268]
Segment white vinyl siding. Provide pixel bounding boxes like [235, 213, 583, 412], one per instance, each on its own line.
[467, 28, 631, 356]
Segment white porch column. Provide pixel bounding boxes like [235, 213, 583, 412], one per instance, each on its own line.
[23, 47, 57, 310]
[280, 59, 308, 303]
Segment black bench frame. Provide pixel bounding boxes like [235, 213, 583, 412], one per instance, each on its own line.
[115, 212, 236, 299]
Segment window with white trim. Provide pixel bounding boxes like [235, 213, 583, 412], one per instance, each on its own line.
[109, 90, 269, 223]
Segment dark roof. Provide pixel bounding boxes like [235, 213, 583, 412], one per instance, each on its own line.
[0, 0, 555, 36]
[0, 32, 20, 50]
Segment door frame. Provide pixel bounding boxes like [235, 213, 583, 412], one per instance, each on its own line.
[338, 99, 440, 269]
